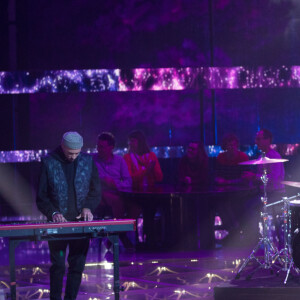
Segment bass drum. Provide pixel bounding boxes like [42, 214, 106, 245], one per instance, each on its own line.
[292, 228, 300, 269]
[290, 200, 300, 268]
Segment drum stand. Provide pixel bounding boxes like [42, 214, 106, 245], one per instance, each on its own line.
[236, 165, 280, 280]
[270, 194, 300, 284]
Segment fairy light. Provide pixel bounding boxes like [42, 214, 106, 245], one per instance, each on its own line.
[0, 143, 297, 163]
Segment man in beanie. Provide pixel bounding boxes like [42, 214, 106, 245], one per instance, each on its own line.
[36, 131, 101, 300]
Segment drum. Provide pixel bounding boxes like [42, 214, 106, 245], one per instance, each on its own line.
[290, 200, 300, 268]
[289, 200, 300, 237]
[292, 229, 300, 268]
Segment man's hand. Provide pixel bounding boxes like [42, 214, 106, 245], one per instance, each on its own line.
[52, 213, 67, 223]
[76, 208, 93, 221]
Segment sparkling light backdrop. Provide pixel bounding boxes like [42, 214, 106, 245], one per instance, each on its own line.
[2, 66, 300, 94]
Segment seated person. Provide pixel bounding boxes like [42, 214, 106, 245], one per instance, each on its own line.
[93, 132, 137, 252]
[178, 141, 209, 187]
[215, 133, 249, 185]
[124, 130, 163, 190]
[214, 134, 250, 242]
[124, 130, 163, 248]
[255, 129, 285, 197]
[93, 132, 133, 219]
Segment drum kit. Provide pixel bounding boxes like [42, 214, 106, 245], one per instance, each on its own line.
[235, 153, 300, 284]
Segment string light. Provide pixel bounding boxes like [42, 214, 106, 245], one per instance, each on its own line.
[0, 144, 297, 163]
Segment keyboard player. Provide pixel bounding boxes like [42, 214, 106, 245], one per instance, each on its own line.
[36, 131, 101, 300]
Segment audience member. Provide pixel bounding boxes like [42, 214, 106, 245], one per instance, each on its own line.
[93, 132, 133, 219]
[214, 134, 251, 246]
[93, 132, 136, 253]
[215, 133, 249, 185]
[124, 130, 163, 248]
[255, 129, 285, 197]
[124, 130, 163, 190]
[178, 141, 209, 187]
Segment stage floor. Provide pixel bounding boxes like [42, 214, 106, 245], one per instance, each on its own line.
[0, 239, 299, 299]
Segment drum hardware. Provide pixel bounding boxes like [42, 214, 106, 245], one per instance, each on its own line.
[235, 153, 288, 281]
[281, 180, 300, 273]
[292, 228, 300, 271]
[287, 199, 300, 274]
[266, 194, 300, 284]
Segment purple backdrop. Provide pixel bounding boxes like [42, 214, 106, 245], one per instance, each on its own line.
[1, 0, 300, 149]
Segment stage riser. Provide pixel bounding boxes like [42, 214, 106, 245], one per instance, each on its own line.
[214, 287, 300, 300]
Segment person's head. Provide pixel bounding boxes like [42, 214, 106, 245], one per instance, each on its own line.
[187, 141, 207, 162]
[221, 133, 239, 155]
[97, 132, 115, 160]
[255, 129, 272, 153]
[61, 131, 83, 162]
[128, 130, 150, 155]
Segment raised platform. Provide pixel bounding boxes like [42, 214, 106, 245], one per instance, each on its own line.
[214, 272, 300, 300]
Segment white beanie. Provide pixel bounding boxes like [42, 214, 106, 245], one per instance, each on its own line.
[62, 131, 83, 149]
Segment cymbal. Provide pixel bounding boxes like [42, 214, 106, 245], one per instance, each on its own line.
[281, 181, 300, 188]
[239, 156, 288, 165]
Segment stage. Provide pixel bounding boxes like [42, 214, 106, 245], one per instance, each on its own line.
[0, 239, 299, 300]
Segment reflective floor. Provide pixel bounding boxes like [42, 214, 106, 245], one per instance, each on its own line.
[0, 237, 251, 300]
